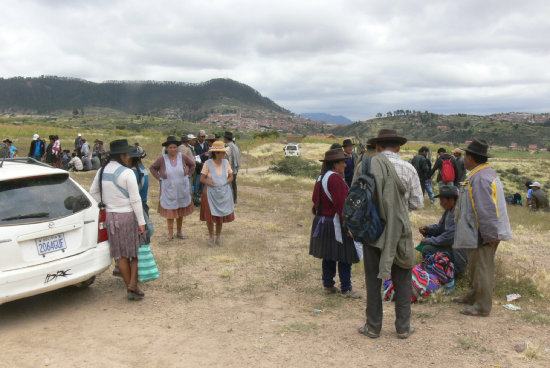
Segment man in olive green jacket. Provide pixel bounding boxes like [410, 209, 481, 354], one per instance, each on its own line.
[453, 139, 512, 316]
[358, 129, 423, 340]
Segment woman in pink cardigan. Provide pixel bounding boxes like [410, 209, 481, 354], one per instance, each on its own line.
[150, 136, 196, 240]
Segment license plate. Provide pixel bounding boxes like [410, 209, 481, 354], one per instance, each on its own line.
[35, 234, 67, 256]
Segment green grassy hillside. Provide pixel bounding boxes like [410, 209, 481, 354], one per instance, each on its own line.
[333, 112, 550, 149]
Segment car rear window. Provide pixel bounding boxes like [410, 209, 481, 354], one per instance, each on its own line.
[286, 146, 297, 150]
[0, 174, 91, 226]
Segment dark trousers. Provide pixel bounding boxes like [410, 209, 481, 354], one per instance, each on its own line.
[322, 259, 352, 292]
[194, 169, 204, 196]
[231, 173, 238, 203]
[464, 243, 498, 313]
[364, 245, 412, 334]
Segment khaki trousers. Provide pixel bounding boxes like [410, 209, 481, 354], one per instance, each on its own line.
[465, 243, 499, 313]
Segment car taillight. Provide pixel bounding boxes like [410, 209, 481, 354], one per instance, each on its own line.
[98, 209, 109, 243]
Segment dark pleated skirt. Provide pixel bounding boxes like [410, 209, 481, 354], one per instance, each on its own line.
[309, 215, 360, 264]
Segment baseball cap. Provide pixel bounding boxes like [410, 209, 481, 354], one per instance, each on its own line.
[530, 182, 541, 188]
[33, 134, 39, 140]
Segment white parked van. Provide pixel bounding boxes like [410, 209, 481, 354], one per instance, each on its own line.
[283, 143, 301, 157]
[0, 158, 111, 305]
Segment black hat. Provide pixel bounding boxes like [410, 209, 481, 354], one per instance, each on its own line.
[224, 131, 234, 140]
[435, 184, 458, 198]
[108, 139, 133, 154]
[370, 129, 407, 146]
[366, 138, 376, 149]
[461, 138, 492, 158]
[3, 139, 12, 144]
[181, 134, 190, 142]
[162, 135, 181, 147]
[214, 133, 221, 139]
[129, 147, 146, 158]
[320, 148, 347, 162]
[330, 143, 343, 150]
[342, 139, 354, 147]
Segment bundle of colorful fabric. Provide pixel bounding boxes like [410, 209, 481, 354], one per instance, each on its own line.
[422, 252, 454, 285]
[383, 265, 440, 302]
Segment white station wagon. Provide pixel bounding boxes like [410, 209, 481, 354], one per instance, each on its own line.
[0, 157, 111, 305]
[283, 143, 301, 157]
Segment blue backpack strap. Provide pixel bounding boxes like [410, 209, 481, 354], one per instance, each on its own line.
[102, 166, 130, 198]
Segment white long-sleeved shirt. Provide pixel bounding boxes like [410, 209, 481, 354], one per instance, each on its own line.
[89, 161, 145, 226]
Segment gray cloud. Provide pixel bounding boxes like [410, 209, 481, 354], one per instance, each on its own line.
[1, 0, 549, 120]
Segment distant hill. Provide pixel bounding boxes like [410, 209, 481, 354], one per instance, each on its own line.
[332, 111, 550, 149]
[0, 76, 286, 118]
[300, 113, 353, 125]
[0, 76, 332, 134]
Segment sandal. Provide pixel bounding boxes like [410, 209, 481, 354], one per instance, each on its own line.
[460, 307, 489, 317]
[127, 286, 145, 300]
[341, 290, 362, 299]
[166, 236, 174, 241]
[397, 326, 415, 339]
[358, 324, 380, 339]
[452, 295, 473, 304]
[215, 238, 223, 247]
[324, 286, 340, 295]
[176, 234, 188, 240]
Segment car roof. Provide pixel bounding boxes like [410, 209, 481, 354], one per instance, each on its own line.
[0, 158, 69, 181]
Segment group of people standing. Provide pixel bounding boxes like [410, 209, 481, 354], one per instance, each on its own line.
[310, 129, 513, 339]
[89, 131, 241, 300]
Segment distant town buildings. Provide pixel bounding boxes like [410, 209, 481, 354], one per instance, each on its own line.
[199, 110, 328, 134]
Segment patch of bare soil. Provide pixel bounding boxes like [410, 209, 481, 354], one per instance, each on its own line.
[1, 175, 549, 367]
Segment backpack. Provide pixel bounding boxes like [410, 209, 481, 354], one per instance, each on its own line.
[342, 157, 385, 245]
[441, 157, 455, 183]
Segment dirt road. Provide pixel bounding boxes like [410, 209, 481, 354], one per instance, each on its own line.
[2, 173, 549, 367]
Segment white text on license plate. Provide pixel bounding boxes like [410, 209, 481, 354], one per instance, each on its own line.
[36, 234, 67, 256]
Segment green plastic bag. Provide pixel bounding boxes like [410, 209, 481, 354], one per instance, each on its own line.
[415, 242, 426, 252]
[138, 244, 159, 282]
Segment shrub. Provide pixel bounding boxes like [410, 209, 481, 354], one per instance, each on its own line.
[269, 156, 320, 179]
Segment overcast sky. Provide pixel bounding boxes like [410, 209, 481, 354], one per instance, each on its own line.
[2, 0, 549, 120]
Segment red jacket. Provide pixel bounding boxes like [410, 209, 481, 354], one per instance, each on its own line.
[312, 172, 348, 221]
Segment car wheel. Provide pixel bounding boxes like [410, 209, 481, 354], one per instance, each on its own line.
[74, 276, 96, 288]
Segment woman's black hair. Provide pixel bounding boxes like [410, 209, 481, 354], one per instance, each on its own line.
[130, 157, 142, 175]
[98, 152, 127, 206]
[321, 159, 345, 174]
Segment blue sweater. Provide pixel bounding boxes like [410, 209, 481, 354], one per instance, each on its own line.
[424, 206, 455, 247]
[131, 165, 149, 203]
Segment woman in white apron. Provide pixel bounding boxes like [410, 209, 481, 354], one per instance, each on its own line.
[200, 141, 235, 246]
[150, 136, 196, 241]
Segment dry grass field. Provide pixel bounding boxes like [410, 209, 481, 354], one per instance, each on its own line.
[1, 132, 550, 367]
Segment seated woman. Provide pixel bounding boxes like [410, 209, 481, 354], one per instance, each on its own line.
[418, 185, 458, 259]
